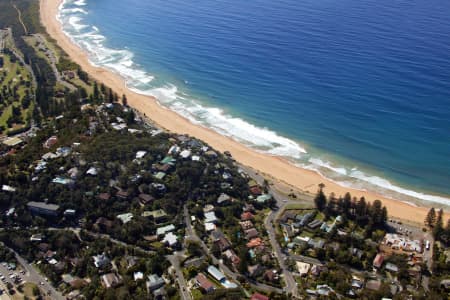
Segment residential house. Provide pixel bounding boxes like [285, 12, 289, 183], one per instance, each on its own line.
[373, 253, 384, 269]
[138, 193, 154, 205]
[205, 222, 216, 232]
[223, 249, 240, 267]
[156, 224, 175, 236]
[116, 190, 130, 200]
[93, 253, 110, 269]
[27, 202, 59, 217]
[385, 262, 399, 273]
[247, 238, 263, 248]
[240, 220, 254, 230]
[217, 193, 231, 204]
[98, 193, 111, 201]
[243, 203, 255, 212]
[134, 272, 144, 281]
[308, 238, 325, 249]
[142, 209, 167, 223]
[43, 136, 58, 149]
[162, 232, 178, 247]
[117, 213, 133, 224]
[241, 212, 254, 221]
[297, 261, 311, 276]
[146, 274, 165, 291]
[204, 211, 218, 223]
[101, 273, 122, 288]
[215, 236, 231, 252]
[256, 194, 272, 203]
[250, 293, 269, 300]
[245, 228, 259, 240]
[207, 265, 226, 282]
[264, 269, 279, 282]
[248, 264, 264, 278]
[249, 185, 262, 196]
[281, 211, 296, 223]
[307, 219, 323, 230]
[195, 273, 215, 293]
[366, 280, 381, 291]
[95, 217, 114, 231]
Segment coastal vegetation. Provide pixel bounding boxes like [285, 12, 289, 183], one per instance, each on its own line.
[0, 0, 448, 299]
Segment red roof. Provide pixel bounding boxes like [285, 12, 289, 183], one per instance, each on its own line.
[241, 211, 254, 221]
[249, 186, 262, 196]
[246, 237, 263, 248]
[251, 293, 269, 300]
[195, 273, 214, 291]
[373, 253, 384, 268]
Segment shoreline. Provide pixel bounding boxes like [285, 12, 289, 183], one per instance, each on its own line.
[40, 0, 446, 225]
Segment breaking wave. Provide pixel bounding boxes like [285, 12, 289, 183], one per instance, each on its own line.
[57, 0, 450, 206]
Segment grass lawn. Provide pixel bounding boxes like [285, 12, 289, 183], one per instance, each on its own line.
[0, 53, 34, 132]
[285, 203, 315, 210]
[22, 282, 39, 299]
[69, 77, 93, 95]
[191, 288, 203, 300]
[23, 35, 50, 63]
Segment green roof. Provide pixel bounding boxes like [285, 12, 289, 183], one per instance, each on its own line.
[142, 209, 167, 219]
[154, 172, 166, 180]
[256, 194, 272, 203]
[161, 156, 176, 165]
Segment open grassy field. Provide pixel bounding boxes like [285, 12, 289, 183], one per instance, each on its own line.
[0, 52, 34, 133]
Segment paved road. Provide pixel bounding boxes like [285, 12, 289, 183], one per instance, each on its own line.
[240, 165, 300, 297]
[183, 205, 283, 295]
[3, 28, 37, 88]
[167, 253, 191, 300]
[34, 34, 76, 91]
[0, 245, 65, 300]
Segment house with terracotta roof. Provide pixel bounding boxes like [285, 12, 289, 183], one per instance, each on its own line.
[251, 293, 269, 300]
[241, 211, 254, 221]
[373, 253, 384, 269]
[249, 185, 262, 196]
[195, 273, 215, 293]
[247, 238, 263, 248]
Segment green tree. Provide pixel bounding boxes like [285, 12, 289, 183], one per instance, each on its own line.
[314, 183, 327, 211]
[425, 207, 436, 227]
[433, 208, 444, 237]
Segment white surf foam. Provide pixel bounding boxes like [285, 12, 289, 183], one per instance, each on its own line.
[67, 16, 88, 31]
[57, 0, 450, 207]
[73, 0, 86, 6]
[303, 158, 450, 205]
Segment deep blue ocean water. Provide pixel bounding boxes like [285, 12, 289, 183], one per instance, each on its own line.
[58, 0, 450, 206]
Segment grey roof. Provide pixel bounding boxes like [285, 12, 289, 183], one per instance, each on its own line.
[27, 201, 59, 211]
[207, 265, 226, 282]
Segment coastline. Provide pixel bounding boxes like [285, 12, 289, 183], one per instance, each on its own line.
[40, 0, 446, 225]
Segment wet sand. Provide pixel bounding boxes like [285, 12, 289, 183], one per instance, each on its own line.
[40, 0, 446, 225]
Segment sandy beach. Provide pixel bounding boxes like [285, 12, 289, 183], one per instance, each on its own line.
[40, 0, 446, 225]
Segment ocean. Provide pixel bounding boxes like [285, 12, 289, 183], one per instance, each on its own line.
[57, 0, 450, 206]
